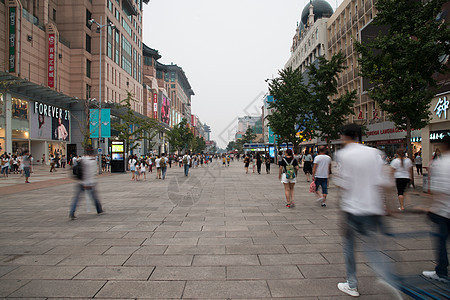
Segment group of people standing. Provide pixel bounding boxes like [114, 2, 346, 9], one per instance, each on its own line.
[0, 152, 32, 183]
[243, 153, 271, 174]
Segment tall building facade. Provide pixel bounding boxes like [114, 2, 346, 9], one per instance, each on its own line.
[0, 0, 145, 159]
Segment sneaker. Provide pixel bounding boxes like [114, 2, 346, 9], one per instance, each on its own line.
[321, 203, 327, 207]
[69, 214, 77, 220]
[422, 271, 449, 283]
[338, 282, 359, 297]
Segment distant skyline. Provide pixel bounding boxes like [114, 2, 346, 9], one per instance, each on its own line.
[143, 0, 344, 148]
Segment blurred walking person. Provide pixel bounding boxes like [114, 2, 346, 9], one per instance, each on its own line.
[422, 135, 450, 283]
[256, 153, 262, 174]
[335, 124, 393, 297]
[278, 149, 299, 208]
[244, 154, 250, 174]
[22, 151, 31, 183]
[312, 146, 332, 207]
[265, 154, 271, 174]
[69, 153, 104, 220]
[302, 149, 313, 182]
[414, 151, 423, 175]
[390, 149, 413, 211]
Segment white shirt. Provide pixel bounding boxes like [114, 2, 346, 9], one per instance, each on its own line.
[335, 143, 387, 216]
[129, 159, 137, 167]
[155, 158, 161, 168]
[313, 154, 331, 178]
[140, 163, 146, 172]
[81, 156, 96, 186]
[303, 154, 313, 162]
[390, 158, 413, 179]
[430, 153, 450, 219]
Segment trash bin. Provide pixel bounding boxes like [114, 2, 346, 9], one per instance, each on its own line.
[423, 174, 429, 193]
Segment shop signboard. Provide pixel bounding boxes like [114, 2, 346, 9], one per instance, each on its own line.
[30, 101, 70, 141]
[89, 109, 111, 138]
[9, 7, 16, 73]
[160, 95, 170, 125]
[434, 96, 448, 120]
[153, 93, 158, 119]
[48, 34, 56, 88]
[430, 130, 450, 143]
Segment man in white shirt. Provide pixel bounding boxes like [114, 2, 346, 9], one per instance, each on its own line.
[69, 153, 104, 220]
[182, 153, 191, 176]
[335, 124, 392, 297]
[312, 146, 332, 207]
[155, 155, 161, 179]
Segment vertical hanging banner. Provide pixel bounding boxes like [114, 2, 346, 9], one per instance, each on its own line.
[48, 34, 56, 88]
[89, 109, 111, 138]
[9, 7, 16, 73]
[153, 93, 158, 119]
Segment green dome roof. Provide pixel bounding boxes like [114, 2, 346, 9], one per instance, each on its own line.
[301, 0, 334, 26]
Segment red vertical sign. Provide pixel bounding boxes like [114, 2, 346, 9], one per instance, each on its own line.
[153, 93, 158, 119]
[48, 34, 55, 88]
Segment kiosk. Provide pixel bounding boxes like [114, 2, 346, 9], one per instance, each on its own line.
[111, 140, 125, 172]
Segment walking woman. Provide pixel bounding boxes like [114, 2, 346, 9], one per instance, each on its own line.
[244, 154, 250, 174]
[265, 154, 271, 174]
[256, 153, 262, 174]
[303, 149, 313, 182]
[278, 149, 299, 208]
[390, 149, 413, 211]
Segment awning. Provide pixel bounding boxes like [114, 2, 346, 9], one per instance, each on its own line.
[0, 72, 78, 109]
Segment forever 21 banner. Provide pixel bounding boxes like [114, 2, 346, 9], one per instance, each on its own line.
[30, 101, 70, 141]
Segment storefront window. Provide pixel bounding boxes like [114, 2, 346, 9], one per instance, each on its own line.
[12, 141, 29, 155]
[11, 98, 30, 140]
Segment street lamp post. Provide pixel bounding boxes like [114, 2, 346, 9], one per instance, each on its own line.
[89, 17, 115, 174]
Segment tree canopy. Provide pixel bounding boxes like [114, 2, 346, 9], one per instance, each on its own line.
[166, 118, 194, 153]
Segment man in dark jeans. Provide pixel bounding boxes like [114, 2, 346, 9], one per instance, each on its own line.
[423, 136, 450, 283]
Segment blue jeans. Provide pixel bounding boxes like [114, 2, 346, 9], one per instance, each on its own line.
[428, 212, 449, 277]
[343, 213, 394, 289]
[70, 184, 103, 216]
[315, 177, 328, 194]
[184, 164, 189, 176]
[161, 167, 167, 179]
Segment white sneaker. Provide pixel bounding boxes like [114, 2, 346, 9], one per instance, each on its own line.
[422, 271, 449, 283]
[338, 282, 360, 297]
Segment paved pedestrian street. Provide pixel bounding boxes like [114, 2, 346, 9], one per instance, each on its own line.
[0, 160, 437, 299]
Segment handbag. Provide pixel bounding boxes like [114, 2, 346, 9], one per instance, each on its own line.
[309, 181, 316, 193]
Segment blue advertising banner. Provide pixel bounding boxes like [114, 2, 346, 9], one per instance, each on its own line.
[90, 109, 111, 138]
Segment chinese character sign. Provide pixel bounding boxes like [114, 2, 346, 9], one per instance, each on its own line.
[48, 34, 56, 88]
[434, 97, 449, 119]
[9, 7, 16, 73]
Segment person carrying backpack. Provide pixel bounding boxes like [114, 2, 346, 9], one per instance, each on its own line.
[160, 153, 168, 180]
[278, 149, 299, 208]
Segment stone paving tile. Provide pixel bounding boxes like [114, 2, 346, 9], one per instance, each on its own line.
[225, 231, 277, 238]
[225, 245, 287, 254]
[227, 265, 303, 280]
[95, 281, 185, 298]
[124, 254, 193, 266]
[0, 245, 55, 255]
[0, 279, 30, 297]
[0, 265, 17, 277]
[150, 266, 226, 280]
[174, 231, 225, 238]
[103, 246, 140, 255]
[8, 279, 106, 298]
[198, 237, 253, 245]
[57, 254, 129, 266]
[284, 244, 343, 254]
[252, 236, 309, 245]
[45, 245, 110, 255]
[259, 254, 329, 265]
[133, 245, 168, 255]
[321, 252, 394, 264]
[1, 255, 67, 266]
[1, 266, 84, 279]
[299, 263, 375, 278]
[88, 238, 146, 246]
[193, 254, 260, 266]
[165, 245, 225, 255]
[267, 278, 344, 297]
[74, 266, 154, 280]
[142, 237, 199, 246]
[183, 280, 271, 298]
[384, 249, 434, 261]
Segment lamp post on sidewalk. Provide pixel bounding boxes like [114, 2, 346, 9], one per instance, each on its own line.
[88, 17, 116, 174]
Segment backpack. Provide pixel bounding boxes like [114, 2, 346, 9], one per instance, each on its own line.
[183, 156, 188, 164]
[160, 157, 167, 168]
[283, 158, 296, 179]
[72, 163, 83, 180]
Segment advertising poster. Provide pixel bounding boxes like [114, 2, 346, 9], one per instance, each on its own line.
[161, 96, 170, 125]
[48, 34, 56, 88]
[31, 101, 70, 141]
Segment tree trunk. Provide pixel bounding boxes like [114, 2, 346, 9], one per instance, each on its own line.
[406, 118, 414, 189]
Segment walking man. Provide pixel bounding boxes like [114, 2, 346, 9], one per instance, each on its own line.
[69, 153, 104, 220]
[312, 146, 332, 207]
[335, 124, 393, 297]
[182, 152, 191, 176]
[22, 151, 31, 183]
[160, 153, 168, 180]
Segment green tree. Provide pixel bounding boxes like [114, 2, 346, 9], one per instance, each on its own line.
[307, 52, 357, 150]
[167, 118, 193, 153]
[267, 67, 313, 152]
[354, 0, 450, 160]
[226, 141, 236, 152]
[192, 136, 206, 153]
[242, 126, 257, 143]
[112, 92, 161, 154]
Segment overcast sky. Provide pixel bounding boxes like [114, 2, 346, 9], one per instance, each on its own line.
[143, 0, 344, 148]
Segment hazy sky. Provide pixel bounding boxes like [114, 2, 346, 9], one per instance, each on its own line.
[143, 0, 344, 148]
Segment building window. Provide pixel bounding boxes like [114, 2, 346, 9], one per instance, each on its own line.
[86, 59, 91, 78]
[122, 18, 132, 37]
[171, 72, 176, 82]
[121, 35, 132, 75]
[52, 8, 56, 21]
[115, 8, 120, 21]
[86, 84, 92, 99]
[86, 9, 92, 29]
[144, 56, 152, 66]
[86, 34, 91, 53]
[115, 30, 120, 65]
[138, 54, 141, 83]
[107, 0, 113, 11]
[107, 18, 113, 59]
[171, 84, 175, 88]
[133, 49, 137, 80]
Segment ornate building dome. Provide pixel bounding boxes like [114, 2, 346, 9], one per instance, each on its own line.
[301, 0, 334, 26]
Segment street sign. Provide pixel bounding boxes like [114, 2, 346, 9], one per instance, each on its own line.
[98, 148, 103, 154]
